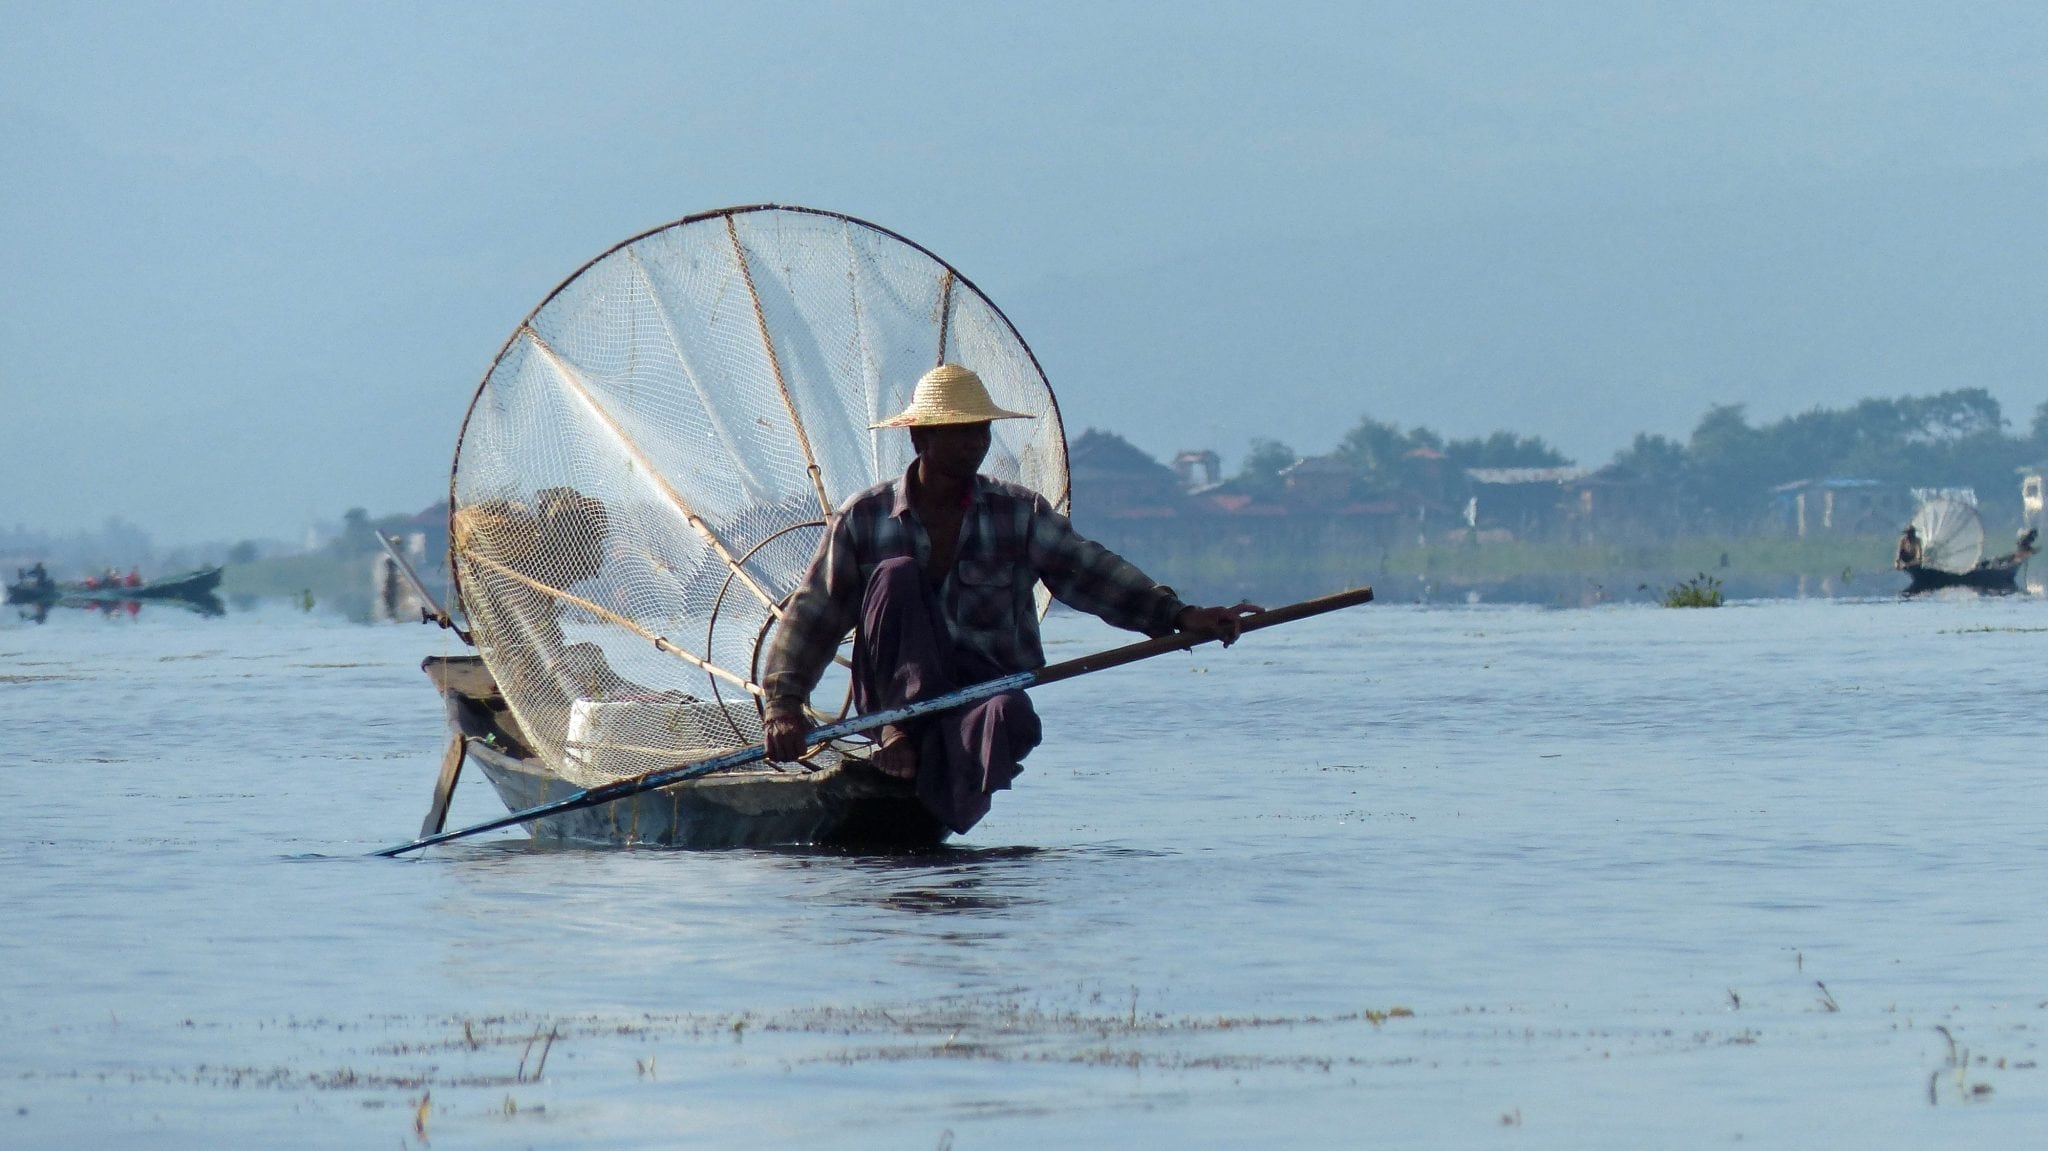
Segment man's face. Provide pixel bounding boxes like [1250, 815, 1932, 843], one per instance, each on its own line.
[914, 421, 992, 482]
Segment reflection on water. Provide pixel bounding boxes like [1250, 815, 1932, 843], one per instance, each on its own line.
[14, 591, 226, 624]
[6, 598, 2048, 1147]
[798, 845, 1053, 915]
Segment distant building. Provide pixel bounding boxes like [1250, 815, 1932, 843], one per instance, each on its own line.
[1402, 445, 1448, 504]
[399, 501, 451, 565]
[1767, 478, 1906, 538]
[1464, 467, 1592, 541]
[1563, 467, 1674, 543]
[1068, 429, 1186, 518]
[1171, 449, 1221, 490]
[1281, 455, 1355, 506]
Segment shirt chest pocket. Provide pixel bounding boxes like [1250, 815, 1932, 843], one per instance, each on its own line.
[951, 559, 1015, 628]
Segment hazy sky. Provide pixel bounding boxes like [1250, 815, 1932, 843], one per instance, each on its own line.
[5, 2, 2046, 542]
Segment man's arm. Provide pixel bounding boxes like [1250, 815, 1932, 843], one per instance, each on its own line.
[1025, 496, 1259, 643]
[761, 515, 862, 761]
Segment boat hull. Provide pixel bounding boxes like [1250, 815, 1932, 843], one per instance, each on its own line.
[6, 566, 224, 605]
[1903, 560, 2022, 594]
[425, 656, 947, 850]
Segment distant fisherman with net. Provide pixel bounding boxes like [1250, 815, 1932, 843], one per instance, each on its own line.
[762, 364, 1257, 834]
[1895, 524, 1922, 569]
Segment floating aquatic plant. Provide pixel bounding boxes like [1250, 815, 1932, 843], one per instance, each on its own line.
[1662, 573, 1724, 608]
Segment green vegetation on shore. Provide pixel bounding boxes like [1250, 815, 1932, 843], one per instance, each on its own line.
[216, 529, 1900, 615]
[220, 553, 382, 611]
[1167, 534, 1888, 586]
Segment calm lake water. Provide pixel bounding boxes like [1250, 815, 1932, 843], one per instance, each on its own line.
[3, 591, 2046, 1149]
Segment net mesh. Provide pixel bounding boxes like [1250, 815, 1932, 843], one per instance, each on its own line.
[1911, 496, 1983, 573]
[451, 207, 1069, 786]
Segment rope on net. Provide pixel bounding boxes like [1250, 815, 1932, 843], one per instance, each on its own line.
[623, 247, 770, 498]
[727, 213, 832, 518]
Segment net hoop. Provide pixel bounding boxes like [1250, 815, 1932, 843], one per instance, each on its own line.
[445, 205, 1070, 785]
[1911, 496, 1984, 574]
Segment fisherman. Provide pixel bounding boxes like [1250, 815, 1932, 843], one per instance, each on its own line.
[1895, 525, 1922, 569]
[2020, 527, 2039, 559]
[760, 363, 1256, 834]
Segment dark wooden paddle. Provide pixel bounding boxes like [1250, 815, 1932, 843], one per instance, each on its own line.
[371, 584, 1373, 858]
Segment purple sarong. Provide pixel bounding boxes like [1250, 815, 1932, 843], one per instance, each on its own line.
[853, 557, 1041, 834]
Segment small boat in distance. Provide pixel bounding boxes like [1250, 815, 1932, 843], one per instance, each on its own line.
[1902, 554, 2026, 594]
[6, 565, 225, 610]
[1895, 496, 2031, 595]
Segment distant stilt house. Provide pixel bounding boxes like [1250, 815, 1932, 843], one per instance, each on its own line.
[1068, 429, 1188, 521]
[1564, 466, 1683, 543]
[1171, 449, 1221, 491]
[371, 501, 453, 624]
[1061, 433, 1409, 597]
[1767, 479, 1909, 538]
[1280, 455, 1356, 507]
[1463, 467, 1592, 541]
[401, 501, 452, 564]
[1402, 445, 1448, 507]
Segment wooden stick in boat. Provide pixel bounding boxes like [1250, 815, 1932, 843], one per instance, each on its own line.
[377, 532, 470, 642]
[416, 735, 468, 838]
[370, 584, 1373, 858]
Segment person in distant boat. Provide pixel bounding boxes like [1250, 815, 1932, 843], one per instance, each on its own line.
[1895, 525, 1922, 569]
[123, 567, 142, 588]
[760, 363, 1257, 835]
[2019, 527, 2039, 559]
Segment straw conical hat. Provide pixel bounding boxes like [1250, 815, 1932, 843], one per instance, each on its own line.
[871, 364, 1036, 429]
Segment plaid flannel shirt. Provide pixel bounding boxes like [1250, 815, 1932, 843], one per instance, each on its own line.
[762, 468, 1187, 708]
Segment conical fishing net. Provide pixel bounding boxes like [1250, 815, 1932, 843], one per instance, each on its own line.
[450, 206, 1069, 786]
[1911, 496, 1983, 573]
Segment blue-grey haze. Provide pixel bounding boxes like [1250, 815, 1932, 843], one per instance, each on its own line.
[3, 2, 2046, 542]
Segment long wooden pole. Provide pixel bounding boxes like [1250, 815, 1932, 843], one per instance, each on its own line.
[371, 585, 1372, 858]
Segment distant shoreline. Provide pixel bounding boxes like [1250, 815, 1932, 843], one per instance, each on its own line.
[1129, 532, 1918, 607]
[212, 533, 1952, 619]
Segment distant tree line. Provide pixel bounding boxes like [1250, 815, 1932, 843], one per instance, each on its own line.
[1236, 419, 1566, 501]
[1233, 388, 2048, 531]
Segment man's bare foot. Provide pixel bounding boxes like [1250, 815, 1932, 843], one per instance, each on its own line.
[873, 725, 918, 779]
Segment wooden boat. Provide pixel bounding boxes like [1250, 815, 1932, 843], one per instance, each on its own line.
[398, 206, 1070, 851]
[5, 565, 223, 605]
[423, 654, 946, 849]
[1896, 496, 2029, 595]
[1902, 556, 2023, 595]
[123, 566, 224, 600]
